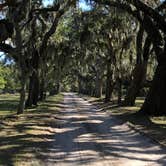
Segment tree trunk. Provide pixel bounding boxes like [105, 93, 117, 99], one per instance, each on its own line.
[123, 62, 148, 106]
[123, 32, 151, 106]
[15, 24, 27, 114]
[104, 33, 116, 102]
[26, 70, 39, 106]
[139, 14, 166, 115]
[26, 48, 40, 106]
[26, 75, 33, 107]
[78, 77, 82, 94]
[140, 64, 166, 115]
[56, 82, 61, 94]
[117, 78, 122, 104]
[95, 77, 102, 98]
[17, 73, 27, 114]
[39, 77, 46, 101]
[32, 72, 39, 105]
[105, 62, 114, 102]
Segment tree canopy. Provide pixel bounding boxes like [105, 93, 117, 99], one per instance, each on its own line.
[0, 0, 165, 115]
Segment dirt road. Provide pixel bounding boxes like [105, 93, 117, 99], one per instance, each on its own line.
[44, 93, 166, 166]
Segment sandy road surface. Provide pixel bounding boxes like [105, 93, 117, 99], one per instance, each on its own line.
[45, 93, 166, 166]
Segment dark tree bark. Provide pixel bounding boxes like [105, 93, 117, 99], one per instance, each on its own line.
[140, 17, 166, 115]
[139, 13, 166, 115]
[124, 27, 151, 106]
[26, 50, 40, 107]
[39, 76, 46, 101]
[105, 61, 114, 102]
[26, 71, 39, 106]
[124, 62, 148, 106]
[140, 62, 166, 116]
[14, 23, 28, 114]
[105, 34, 115, 103]
[117, 77, 122, 104]
[32, 72, 39, 105]
[78, 77, 83, 94]
[124, 26, 144, 106]
[95, 75, 103, 98]
[26, 75, 33, 107]
[56, 82, 61, 94]
[17, 72, 27, 114]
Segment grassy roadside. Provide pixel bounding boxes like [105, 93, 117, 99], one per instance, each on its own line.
[0, 93, 19, 117]
[0, 93, 64, 116]
[80, 94, 166, 147]
[0, 93, 64, 166]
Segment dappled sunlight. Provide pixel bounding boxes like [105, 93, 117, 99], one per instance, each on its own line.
[0, 144, 21, 150]
[0, 94, 66, 165]
[0, 93, 165, 165]
[135, 99, 145, 104]
[36, 93, 165, 165]
[83, 95, 166, 148]
[25, 128, 54, 136]
[152, 117, 166, 125]
[118, 106, 140, 111]
[74, 133, 97, 143]
[0, 0, 165, 164]
[54, 127, 81, 134]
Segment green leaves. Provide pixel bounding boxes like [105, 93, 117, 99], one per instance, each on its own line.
[0, 65, 6, 89]
[0, 63, 20, 91]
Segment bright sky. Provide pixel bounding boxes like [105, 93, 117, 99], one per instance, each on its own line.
[79, 0, 91, 10]
[43, 0, 91, 10]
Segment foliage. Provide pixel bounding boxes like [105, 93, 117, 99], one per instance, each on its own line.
[0, 66, 6, 89]
[0, 0, 165, 115]
[0, 63, 20, 92]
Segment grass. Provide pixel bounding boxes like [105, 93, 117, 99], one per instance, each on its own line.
[82, 95, 166, 147]
[0, 93, 19, 116]
[0, 92, 165, 165]
[0, 93, 64, 116]
[0, 93, 64, 166]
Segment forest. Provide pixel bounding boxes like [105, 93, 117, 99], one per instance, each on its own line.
[0, 0, 166, 165]
[0, 0, 165, 115]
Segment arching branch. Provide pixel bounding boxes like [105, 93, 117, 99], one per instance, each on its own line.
[39, 0, 76, 56]
[127, 0, 166, 33]
[0, 43, 18, 61]
[94, 0, 166, 34]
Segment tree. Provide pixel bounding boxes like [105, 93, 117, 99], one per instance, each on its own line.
[92, 0, 166, 115]
[0, 0, 77, 113]
[123, 26, 151, 106]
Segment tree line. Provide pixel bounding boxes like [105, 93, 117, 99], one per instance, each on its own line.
[0, 0, 165, 116]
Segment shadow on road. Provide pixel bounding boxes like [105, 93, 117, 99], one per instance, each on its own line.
[0, 93, 165, 165]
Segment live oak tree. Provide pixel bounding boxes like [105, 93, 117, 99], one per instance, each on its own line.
[0, 0, 165, 116]
[91, 0, 166, 115]
[123, 26, 152, 106]
[82, 6, 135, 102]
[0, 0, 76, 114]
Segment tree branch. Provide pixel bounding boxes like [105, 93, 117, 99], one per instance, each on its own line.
[21, 4, 60, 30]
[0, 43, 18, 61]
[39, 0, 75, 55]
[94, 0, 166, 34]
[0, 43, 14, 54]
[127, 0, 166, 34]
[32, 5, 60, 13]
